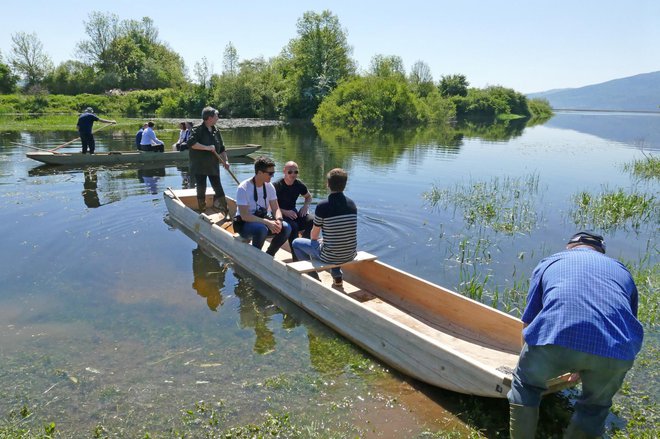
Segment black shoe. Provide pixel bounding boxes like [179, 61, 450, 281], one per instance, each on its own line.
[332, 277, 343, 287]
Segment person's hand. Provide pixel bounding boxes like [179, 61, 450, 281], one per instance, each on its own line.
[299, 205, 309, 217]
[266, 218, 282, 233]
[223, 161, 230, 170]
[282, 209, 297, 220]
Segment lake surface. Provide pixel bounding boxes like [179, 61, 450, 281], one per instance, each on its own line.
[0, 112, 657, 437]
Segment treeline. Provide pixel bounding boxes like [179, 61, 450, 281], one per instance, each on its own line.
[0, 10, 551, 128]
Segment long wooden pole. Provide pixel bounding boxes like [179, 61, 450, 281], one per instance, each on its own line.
[212, 150, 240, 184]
[11, 141, 59, 152]
[49, 122, 115, 153]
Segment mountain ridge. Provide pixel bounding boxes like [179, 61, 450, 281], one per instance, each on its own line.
[527, 71, 660, 112]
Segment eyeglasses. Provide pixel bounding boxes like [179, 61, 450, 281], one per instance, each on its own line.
[264, 171, 275, 177]
[287, 170, 299, 175]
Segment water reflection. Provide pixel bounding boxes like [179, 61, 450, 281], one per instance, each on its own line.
[191, 246, 226, 312]
[137, 167, 166, 194]
[82, 169, 101, 208]
[233, 270, 279, 354]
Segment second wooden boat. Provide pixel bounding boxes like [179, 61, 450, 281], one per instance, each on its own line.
[26, 144, 262, 166]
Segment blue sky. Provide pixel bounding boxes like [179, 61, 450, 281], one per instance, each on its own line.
[2, 0, 658, 93]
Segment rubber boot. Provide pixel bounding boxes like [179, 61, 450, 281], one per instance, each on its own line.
[197, 198, 206, 213]
[212, 196, 229, 219]
[564, 421, 600, 439]
[509, 403, 539, 439]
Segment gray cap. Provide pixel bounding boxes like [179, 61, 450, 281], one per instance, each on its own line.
[567, 231, 606, 252]
[84, 107, 94, 113]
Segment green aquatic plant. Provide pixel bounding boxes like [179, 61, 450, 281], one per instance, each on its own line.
[571, 189, 658, 231]
[624, 155, 660, 180]
[423, 174, 541, 234]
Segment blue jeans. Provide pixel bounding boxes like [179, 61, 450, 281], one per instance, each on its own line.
[291, 238, 341, 278]
[508, 343, 633, 436]
[239, 220, 291, 256]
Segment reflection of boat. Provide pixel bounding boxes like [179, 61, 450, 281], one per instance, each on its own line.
[26, 144, 262, 166]
[164, 188, 579, 398]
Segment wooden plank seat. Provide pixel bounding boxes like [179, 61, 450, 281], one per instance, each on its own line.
[286, 251, 377, 273]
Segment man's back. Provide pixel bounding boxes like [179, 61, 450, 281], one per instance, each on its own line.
[523, 248, 643, 360]
[315, 192, 357, 264]
[77, 113, 98, 134]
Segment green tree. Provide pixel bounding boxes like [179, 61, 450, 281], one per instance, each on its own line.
[76, 11, 121, 69]
[43, 60, 99, 94]
[408, 60, 434, 97]
[369, 54, 405, 78]
[223, 42, 239, 76]
[0, 52, 18, 93]
[8, 32, 53, 88]
[194, 57, 214, 88]
[439, 74, 469, 97]
[282, 10, 356, 118]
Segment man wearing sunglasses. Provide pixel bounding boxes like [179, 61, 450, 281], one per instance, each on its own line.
[273, 161, 314, 260]
[234, 156, 291, 256]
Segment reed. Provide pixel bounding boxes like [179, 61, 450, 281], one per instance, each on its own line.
[571, 188, 658, 231]
[624, 155, 660, 180]
[423, 174, 541, 234]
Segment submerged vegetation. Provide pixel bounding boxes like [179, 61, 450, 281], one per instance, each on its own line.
[624, 154, 660, 180]
[571, 188, 658, 231]
[423, 174, 542, 234]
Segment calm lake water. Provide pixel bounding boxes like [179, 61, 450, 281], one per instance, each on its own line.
[0, 112, 657, 437]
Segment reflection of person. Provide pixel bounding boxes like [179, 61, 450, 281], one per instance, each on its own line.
[187, 107, 230, 215]
[137, 167, 165, 194]
[292, 168, 357, 287]
[233, 271, 276, 354]
[273, 161, 314, 259]
[135, 123, 148, 149]
[508, 232, 644, 439]
[138, 121, 165, 152]
[191, 247, 225, 311]
[235, 156, 291, 256]
[76, 107, 115, 154]
[82, 169, 101, 208]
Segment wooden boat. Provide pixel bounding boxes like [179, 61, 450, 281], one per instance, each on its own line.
[163, 188, 579, 398]
[26, 144, 261, 166]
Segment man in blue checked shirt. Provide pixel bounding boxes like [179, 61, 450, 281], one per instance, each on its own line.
[508, 232, 643, 439]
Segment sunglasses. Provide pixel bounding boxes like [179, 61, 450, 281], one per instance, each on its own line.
[287, 170, 299, 175]
[263, 171, 275, 176]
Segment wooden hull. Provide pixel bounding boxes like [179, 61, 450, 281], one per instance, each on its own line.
[26, 144, 261, 166]
[163, 188, 579, 398]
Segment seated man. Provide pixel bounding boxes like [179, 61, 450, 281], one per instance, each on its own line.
[273, 161, 314, 259]
[135, 123, 148, 149]
[138, 121, 165, 152]
[235, 156, 291, 257]
[292, 168, 357, 287]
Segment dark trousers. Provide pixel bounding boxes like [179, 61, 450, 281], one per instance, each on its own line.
[283, 213, 314, 257]
[195, 174, 225, 202]
[80, 132, 95, 154]
[139, 143, 164, 152]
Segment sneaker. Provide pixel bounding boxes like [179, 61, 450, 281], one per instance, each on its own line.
[332, 277, 343, 287]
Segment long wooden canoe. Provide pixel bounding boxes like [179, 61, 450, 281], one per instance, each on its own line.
[26, 144, 261, 166]
[163, 188, 579, 398]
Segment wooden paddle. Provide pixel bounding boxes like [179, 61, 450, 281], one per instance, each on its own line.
[212, 150, 240, 184]
[49, 122, 115, 153]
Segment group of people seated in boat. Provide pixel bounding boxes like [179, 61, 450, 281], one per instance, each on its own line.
[135, 121, 193, 152]
[187, 106, 357, 288]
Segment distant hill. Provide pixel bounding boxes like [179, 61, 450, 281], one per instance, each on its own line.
[527, 71, 660, 112]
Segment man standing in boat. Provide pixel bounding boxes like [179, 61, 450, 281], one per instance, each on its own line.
[234, 156, 291, 257]
[273, 161, 314, 260]
[291, 168, 357, 287]
[508, 232, 643, 439]
[76, 107, 115, 154]
[186, 107, 230, 216]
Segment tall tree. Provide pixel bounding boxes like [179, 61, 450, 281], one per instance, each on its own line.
[76, 11, 121, 68]
[8, 32, 53, 88]
[369, 54, 405, 78]
[194, 57, 214, 88]
[439, 74, 469, 97]
[409, 60, 434, 97]
[283, 10, 356, 118]
[223, 42, 238, 76]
